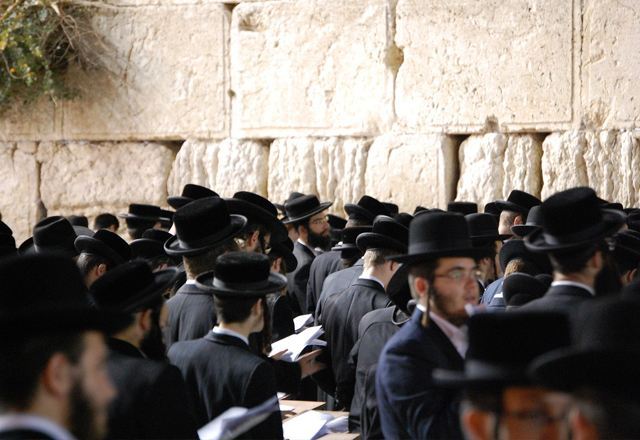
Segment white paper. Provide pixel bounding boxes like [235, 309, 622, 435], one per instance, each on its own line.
[198, 395, 279, 440]
[279, 404, 295, 412]
[294, 314, 314, 333]
[282, 411, 349, 440]
[269, 326, 324, 362]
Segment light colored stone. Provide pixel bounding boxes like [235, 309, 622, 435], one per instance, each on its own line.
[168, 140, 220, 197]
[395, 0, 573, 133]
[502, 135, 543, 199]
[0, 98, 61, 141]
[456, 134, 507, 206]
[216, 139, 269, 197]
[231, 0, 395, 138]
[62, 3, 229, 140]
[365, 134, 457, 212]
[541, 131, 589, 199]
[0, 142, 40, 243]
[267, 138, 317, 206]
[38, 142, 177, 218]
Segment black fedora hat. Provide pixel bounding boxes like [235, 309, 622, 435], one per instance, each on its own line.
[327, 214, 347, 230]
[525, 187, 625, 253]
[19, 216, 78, 258]
[386, 262, 412, 313]
[502, 272, 548, 308]
[383, 202, 399, 216]
[67, 215, 89, 227]
[0, 220, 13, 236]
[493, 190, 541, 218]
[332, 226, 372, 252]
[196, 252, 287, 297]
[389, 212, 487, 265]
[0, 234, 16, 258]
[465, 213, 508, 246]
[275, 191, 306, 218]
[448, 201, 478, 216]
[225, 191, 287, 242]
[268, 238, 298, 272]
[130, 229, 174, 260]
[165, 197, 247, 257]
[483, 202, 501, 218]
[344, 195, 390, 223]
[119, 204, 168, 222]
[167, 184, 219, 210]
[434, 311, 570, 389]
[612, 230, 640, 270]
[283, 195, 332, 224]
[356, 216, 408, 253]
[0, 254, 126, 336]
[89, 261, 179, 313]
[499, 239, 552, 274]
[393, 212, 414, 228]
[511, 205, 544, 238]
[160, 209, 174, 230]
[75, 229, 131, 265]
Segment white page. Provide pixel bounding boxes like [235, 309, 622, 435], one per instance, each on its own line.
[270, 326, 324, 362]
[198, 395, 279, 440]
[282, 410, 334, 440]
[294, 314, 313, 333]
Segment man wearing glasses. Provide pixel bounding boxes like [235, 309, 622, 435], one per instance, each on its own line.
[376, 211, 485, 439]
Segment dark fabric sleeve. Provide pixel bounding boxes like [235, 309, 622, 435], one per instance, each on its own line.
[270, 358, 302, 395]
[244, 362, 284, 440]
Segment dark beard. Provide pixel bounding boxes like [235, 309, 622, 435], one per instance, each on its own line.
[429, 285, 469, 328]
[69, 380, 104, 440]
[307, 229, 330, 251]
[140, 312, 168, 361]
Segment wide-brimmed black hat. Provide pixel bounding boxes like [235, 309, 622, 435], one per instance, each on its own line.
[225, 191, 287, 242]
[383, 202, 399, 216]
[386, 262, 411, 313]
[612, 230, 640, 270]
[531, 297, 640, 402]
[357, 216, 408, 253]
[525, 187, 626, 253]
[502, 273, 549, 308]
[196, 252, 287, 297]
[274, 191, 306, 217]
[389, 212, 487, 265]
[268, 238, 298, 272]
[75, 229, 131, 265]
[344, 195, 390, 223]
[493, 190, 541, 218]
[434, 311, 570, 390]
[165, 197, 247, 257]
[159, 209, 174, 230]
[283, 195, 332, 224]
[465, 213, 508, 247]
[332, 226, 372, 252]
[167, 184, 219, 210]
[499, 239, 552, 274]
[511, 205, 544, 238]
[0, 254, 126, 336]
[130, 229, 174, 261]
[89, 261, 179, 313]
[393, 212, 413, 228]
[67, 215, 89, 227]
[119, 204, 169, 223]
[19, 216, 78, 258]
[327, 214, 347, 230]
[0, 220, 13, 236]
[448, 201, 478, 216]
[483, 202, 501, 218]
[0, 234, 16, 258]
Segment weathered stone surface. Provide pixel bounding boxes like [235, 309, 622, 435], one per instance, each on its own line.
[167, 140, 219, 196]
[582, 0, 640, 128]
[0, 142, 40, 243]
[267, 138, 317, 207]
[231, 0, 395, 138]
[38, 142, 176, 218]
[365, 134, 457, 212]
[503, 135, 543, 199]
[541, 131, 589, 199]
[0, 98, 60, 141]
[62, 3, 229, 140]
[395, 0, 573, 133]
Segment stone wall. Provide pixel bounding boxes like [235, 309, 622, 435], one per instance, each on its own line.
[2, 0, 640, 242]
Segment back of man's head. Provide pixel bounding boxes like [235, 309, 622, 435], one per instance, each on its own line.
[94, 213, 119, 232]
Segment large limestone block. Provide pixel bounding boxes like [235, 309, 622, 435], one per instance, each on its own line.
[456, 134, 507, 206]
[502, 135, 543, 198]
[231, 0, 395, 137]
[268, 138, 317, 206]
[0, 142, 40, 243]
[62, 3, 229, 140]
[582, 0, 640, 128]
[38, 142, 176, 218]
[0, 98, 61, 141]
[395, 0, 573, 132]
[541, 132, 589, 199]
[365, 134, 457, 212]
[167, 140, 220, 196]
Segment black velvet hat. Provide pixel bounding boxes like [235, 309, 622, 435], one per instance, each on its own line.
[75, 229, 131, 265]
[525, 187, 625, 253]
[268, 238, 298, 273]
[0, 234, 16, 258]
[159, 209, 174, 230]
[67, 215, 89, 227]
[447, 201, 478, 216]
[511, 205, 544, 238]
[393, 212, 414, 228]
[386, 262, 412, 313]
[383, 202, 399, 216]
[165, 197, 247, 257]
[434, 311, 570, 389]
[89, 261, 179, 313]
[19, 216, 78, 258]
[225, 191, 287, 242]
[502, 273, 549, 308]
[0, 220, 12, 236]
[130, 229, 174, 260]
[283, 195, 332, 224]
[389, 212, 486, 265]
[612, 230, 640, 271]
[493, 190, 541, 219]
[167, 184, 219, 209]
[627, 211, 640, 232]
[499, 239, 552, 274]
[344, 195, 390, 223]
[274, 191, 306, 217]
[483, 202, 501, 218]
[465, 213, 508, 247]
[332, 226, 372, 253]
[357, 216, 408, 253]
[196, 252, 287, 298]
[119, 204, 169, 223]
[327, 214, 347, 230]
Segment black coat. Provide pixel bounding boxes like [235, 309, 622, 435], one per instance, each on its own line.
[166, 282, 216, 347]
[269, 294, 295, 343]
[168, 332, 283, 439]
[519, 283, 593, 313]
[376, 309, 464, 440]
[315, 259, 364, 323]
[286, 242, 316, 316]
[348, 306, 410, 436]
[0, 430, 55, 440]
[106, 338, 198, 440]
[306, 250, 343, 315]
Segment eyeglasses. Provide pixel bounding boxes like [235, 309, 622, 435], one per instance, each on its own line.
[310, 216, 329, 226]
[434, 268, 482, 282]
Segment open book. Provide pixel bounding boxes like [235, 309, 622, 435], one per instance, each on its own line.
[197, 395, 280, 440]
[269, 325, 326, 362]
[293, 313, 314, 333]
[282, 410, 349, 440]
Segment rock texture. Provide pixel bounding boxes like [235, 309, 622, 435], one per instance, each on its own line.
[231, 0, 395, 138]
[268, 138, 318, 207]
[0, 99, 61, 142]
[541, 131, 589, 199]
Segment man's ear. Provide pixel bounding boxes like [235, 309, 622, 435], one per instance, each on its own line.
[513, 214, 525, 226]
[138, 309, 153, 332]
[249, 230, 260, 248]
[41, 353, 74, 398]
[570, 407, 599, 440]
[461, 408, 494, 440]
[96, 264, 108, 277]
[252, 298, 263, 317]
[412, 276, 428, 300]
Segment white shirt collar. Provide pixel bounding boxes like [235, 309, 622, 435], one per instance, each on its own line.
[415, 304, 468, 357]
[212, 326, 249, 346]
[297, 239, 320, 256]
[551, 280, 596, 296]
[185, 279, 197, 285]
[358, 273, 385, 290]
[0, 414, 76, 440]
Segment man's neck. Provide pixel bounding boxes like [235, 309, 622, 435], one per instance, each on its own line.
[361, 266, 390, 289]
[218, 321, 253, 339]
[553, 271, 595, 289]
[112, 327, 141, 349]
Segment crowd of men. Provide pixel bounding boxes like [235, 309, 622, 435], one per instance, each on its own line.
[1, 183, 640, 440]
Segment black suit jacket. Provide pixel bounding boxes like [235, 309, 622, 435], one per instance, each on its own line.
[166, 282, 216, 346]
[306, 250, 343, 315]
[287, 242, 316, 316]
[106, 338, 197, 440]
[315, 260, 364, 323]
[168, 332, 283, 439]
[520, 283, 593, 313]
[376, 309, 464, 439]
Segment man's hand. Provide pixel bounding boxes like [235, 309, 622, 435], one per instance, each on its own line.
[297, 349, 326, 378]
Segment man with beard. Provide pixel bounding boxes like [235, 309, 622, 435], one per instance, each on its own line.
[376, 211, 485, 439]
[0, 254, 121, 440]
[283, 195, 333, 315]
[89, 261, 197, 439]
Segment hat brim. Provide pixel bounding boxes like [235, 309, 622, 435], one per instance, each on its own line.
[511, 225, 540, 237]
[164, 214, 247, 257]
[282, 201, 333, 224]
[388, 247, 489, 265]
[344, 204, 375, 223]
[167, 196, 193, 210]
[75, 236, 126, 265]
[195, 271, 287, 297]
[356, 233, 407, 253]
[331, 242, 359, 252]
[119, 213, 171, 222]
[130, 238, 166, 260]
[18, 237, 78, 259]
[115, 267, 180, 313]
[225, 199, 287, 243]
[492, 200, 529, 215]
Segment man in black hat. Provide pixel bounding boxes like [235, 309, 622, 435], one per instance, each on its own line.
[94, 213, 120, 233]
[376, 211, 485, 439]
[0, 254, 122, 440]
[89, 261, 197, 439]
[130, 229, 178, 272]
[167, 183, 219, 210]
[19, 216, 79, 259]
[75, 229, 132, 287]
[164, 197, 246, 345]
[522, 187, 625, 312]
[168, 252, 286, 438]
[0, 220, 16, 258]
[119, 204, 168, 241]
[611, 230, 640, 285]
[493, 190, 541, 237]
[466, 213, 506, 291]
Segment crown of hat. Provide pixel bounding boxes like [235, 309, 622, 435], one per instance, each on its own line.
[33, 217, 76, 249]
[341, 226, 373, 245]
[232, 191, 278, 218]
[371, 216, 409, 244]
[174, 197, 235, 243]
[90, 261, 158, 310]
[182, 184, 218, 200]
[215, 252, 271, 286]
[128, 204, 161, 218]
[465, 213, 498, 237]
[540, 187, 604, 237]
[448, 201, 478, 215]
[142, 228, 173, 242]
[90, 229, 131, 261]
[408, 212, 472, 252]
